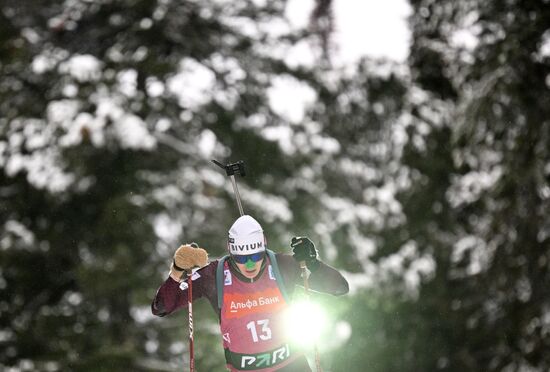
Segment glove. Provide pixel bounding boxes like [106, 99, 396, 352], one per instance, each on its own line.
[170, 243, 209, 282]
[291, 236, 320, 272]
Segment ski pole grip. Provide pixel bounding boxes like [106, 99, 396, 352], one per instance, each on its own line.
[211, 159, 246, 177]
[299, 260, 320, 371]
[226, 161, 246, 177]
[299, 261, 310, 292]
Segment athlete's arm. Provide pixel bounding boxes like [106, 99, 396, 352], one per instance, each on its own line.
[151, 261, 218, 317]
[307, 260, 349, 295]
[276, 253, 349, 296]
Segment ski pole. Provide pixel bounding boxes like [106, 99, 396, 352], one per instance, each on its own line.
[187, 242, 201, 372]
[188, 271, 194, 372]
[211, 160, 246, 216]
[299, 261, 322, 372]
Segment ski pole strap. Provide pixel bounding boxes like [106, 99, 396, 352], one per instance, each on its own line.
[265, 249, 290, 303]
[216, 250, 290, 310]
[224, 344, 292, 370]
[216, 255, 229, 310]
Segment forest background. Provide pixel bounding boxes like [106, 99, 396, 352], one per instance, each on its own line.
[1, 0, 549, 371]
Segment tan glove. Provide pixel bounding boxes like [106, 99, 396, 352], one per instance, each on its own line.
[169, 243, 209, 282]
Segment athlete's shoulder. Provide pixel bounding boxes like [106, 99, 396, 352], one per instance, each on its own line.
[194, 259, 219, 280]
[271, 251, 298, 269]
[272, 249, 292, 257]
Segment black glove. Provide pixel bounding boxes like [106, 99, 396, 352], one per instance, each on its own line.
[291, 236, 320, 272]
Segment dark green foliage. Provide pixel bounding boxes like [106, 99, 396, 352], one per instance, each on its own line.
[1, 0, 549, 371]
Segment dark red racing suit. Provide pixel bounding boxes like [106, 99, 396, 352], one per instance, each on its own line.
[152, 252, 348, 371]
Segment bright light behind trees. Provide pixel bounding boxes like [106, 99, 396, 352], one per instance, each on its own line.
[284, 300, 328, 346]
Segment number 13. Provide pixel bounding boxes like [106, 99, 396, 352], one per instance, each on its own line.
[246, 319, 272, 342]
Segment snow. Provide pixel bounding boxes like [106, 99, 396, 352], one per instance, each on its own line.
[22, 27, 40, 44]
[209, 54, 246, 86]
[97, 308, 110, 322]
[152, 185, 185, 209]
[451, 28, 480, 51]
[58, 54, 103, 82]
[267, 75, 317, 124]
[321, 196, 385, 230]
[0, 142, 5, 167]
[341, 239, 435, 297]
[16, 149, 74, 193]
[452, 235, 490, 276]
[199, 168, 226, 188]
[450, 11, 481, 52]
[447, 167, 503, 207]
[167, 58, 216, 110]
[538, 30, 550, 58]
[285, 0, 416, 72]
[155, 118, 172, 132]
[205, 56, 244, 110]
[240, 113, 268, 129]
[220, 16, 258, 39]
[405, 254, 436, 291]
[342, 270, 376, 295]
[0, 328, 13, 341]
[261, 125, 295, 155]
[197, 129, 218, 159]
[4, 220, 35, 247]
[95, 94, 125, 121]
[60, 87, 157, 150]
[32, 54, 55, 74]
[283, 39, 319, 69]
[213, 87, 239, 110]
[146, 77, 165, 97]
[349, 227, 377, 259]
[169, 341, 185, 354]
[59, 113, 106, 148]
[362, 183, 403, 217]
[236, 186, 293, 223]
[47, 99, 80, 125]
[117, 69, 138, 98]
[284, 130, 308, 152]
[285, 0, 315, 29]
[332, 0, 412, 64]
[378, 241, 436, 296]
[62, 83, 78, 97]
[145, 339, 159, 354]
[310, 134, 341, 154]
[260, 120, 341, 155]
[2, 0, 436, 312]
[516, 277, 532, 303]
[153, 214, 183, 246]
[339, 159, 378, 182]
[114, 114, 157, 150]
[2, 119, 76, 193]
[541, 307, 550, 338]
[21, 120, 53, 151]
[355, 205, 381, 225]
[258, 17, 292, 38]
[65, 291, 83, 306]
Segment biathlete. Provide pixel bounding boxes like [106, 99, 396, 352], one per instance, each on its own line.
[152, 215, 349, 371]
